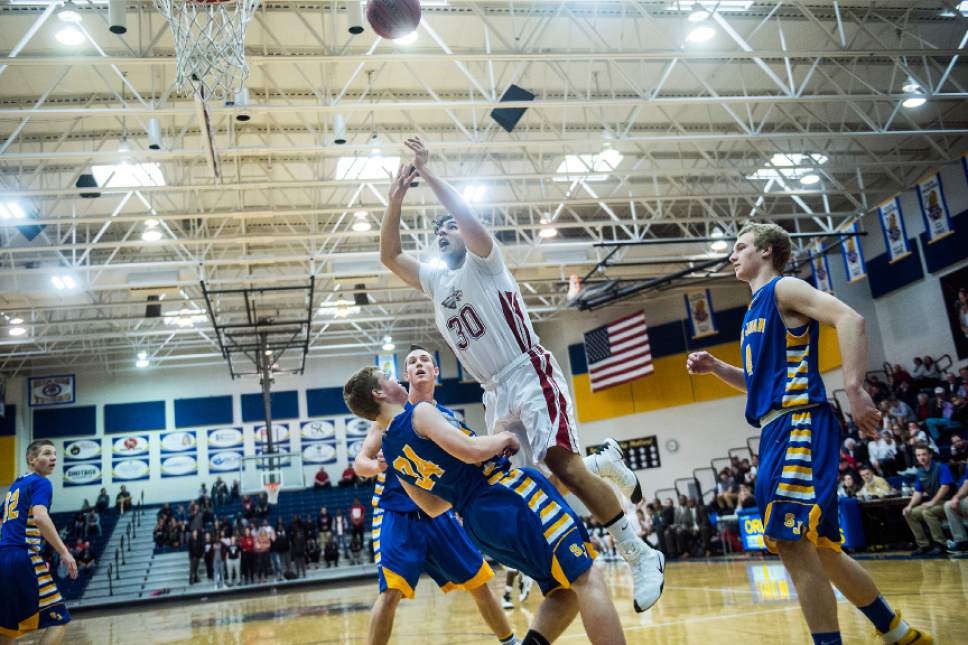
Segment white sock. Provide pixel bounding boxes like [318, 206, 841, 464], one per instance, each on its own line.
[499, 635, 517, 645]
[605, 513, 642, 552]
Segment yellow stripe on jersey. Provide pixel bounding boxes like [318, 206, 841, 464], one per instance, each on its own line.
[372, 528, 381, 539]
[38, 583, 57, 596]
[36, 575, 52, 585]
[782, 465, 812, 476]
[488, 470, 505, 485]
[786, 447, 812, 458]
[778, 482, 815, 495]
[790, 428, 812, 439]
[782, 394, 810, 408]
[34, 566, 47, 574]
[528, 490, 548, 511]
[539, 501, 561, 522]
[39, 594, 63, 608]
[543, 515, 573, 543]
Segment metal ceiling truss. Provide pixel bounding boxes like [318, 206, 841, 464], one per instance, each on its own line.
[1, 0, 966, 373]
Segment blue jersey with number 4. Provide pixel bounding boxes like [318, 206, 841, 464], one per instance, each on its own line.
[741, 277, 828, 427]
[1, 473, 51, 552]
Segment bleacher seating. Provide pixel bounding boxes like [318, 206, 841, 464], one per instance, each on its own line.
[152, 483, 376, 554]
[48, 508, 121, 600]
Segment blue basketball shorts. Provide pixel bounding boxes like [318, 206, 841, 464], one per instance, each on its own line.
[373, 508, 492, 599]
[755, 404, 842, 554]
[0, 547, 71, 638]
[462, 467, 596, 596]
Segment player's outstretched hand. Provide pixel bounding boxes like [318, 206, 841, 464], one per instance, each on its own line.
[686, 351, 717, 375]
[403, 136, 429, 169]
[847, 388, 881, 435]
[388, 164, 417, 203]
[498, 431, 520, 458]
[63, 552, 78, 580]
[375, 450, 389, 473]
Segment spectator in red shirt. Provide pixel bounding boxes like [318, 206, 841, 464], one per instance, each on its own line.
[239, 527, 255, 585]
[349, 498, 366, 543]
[339, 466, 357, 487]
[313, 466, 331, 489]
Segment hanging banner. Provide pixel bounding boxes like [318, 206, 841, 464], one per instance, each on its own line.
[160, 454, 199, 478]
[301, 419, 337, 465]
[302, 442, 338, 465]
[253, 423, 290, 446]
[111, 434, 150, 458]
[28, 375, 75, 407]
[810, 242, 833, 294]
[63, 438, 101, 462]
[375, 353, 398, 381]
[63, 462, 102, 487]
[344, 416, 371, 438]
[876, 196, 911, 262]
[160, 430, 197, 454]
[111, 457, 150, 482]
[208, 450, 244, 473]
[207, 427, 243, 450]
[915, 172, 954, 243]
[300, 419, 335, 441]
[684, 290, 718, 339]
[840, 224, 867, 283]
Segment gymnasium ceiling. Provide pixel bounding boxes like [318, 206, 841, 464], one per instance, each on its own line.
[0, 0, 967, 375]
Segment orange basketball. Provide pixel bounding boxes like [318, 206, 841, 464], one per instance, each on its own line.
[366, 0, 421, 39]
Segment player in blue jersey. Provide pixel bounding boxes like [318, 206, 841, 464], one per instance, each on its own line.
[687, 223, 931, 645]
[344, 366, 626, 645]
[353, 347, 516, 645]
[1, 439, 77, 643]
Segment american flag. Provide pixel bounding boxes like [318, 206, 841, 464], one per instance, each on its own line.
[583, 311, 654, 391]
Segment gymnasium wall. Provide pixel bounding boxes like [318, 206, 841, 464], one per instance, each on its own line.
[833, 155, 968, 370]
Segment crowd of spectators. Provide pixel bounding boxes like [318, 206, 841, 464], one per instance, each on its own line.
[159, 478, 372, 588]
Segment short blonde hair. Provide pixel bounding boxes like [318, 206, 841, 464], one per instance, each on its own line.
[737, 222, 792, 271]
[343, 366, 383, 421]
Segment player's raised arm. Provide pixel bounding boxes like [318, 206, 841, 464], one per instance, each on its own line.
[397, 478, 452, 518]
[686, 350, 747, 391]
[380, 164, 423, 290]
[774, 276, 880, 434]
[353, 421, 388, 479]
[411, 403, 518, 464]
[404, 136, 493, 258]
[31, 505, 77, 579]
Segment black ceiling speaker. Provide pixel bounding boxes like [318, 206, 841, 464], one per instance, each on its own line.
[354, 283, 369, 306]
[490, 84, 535, 133]
[76, 174, 101, 198]
[145, 294, 162, 319]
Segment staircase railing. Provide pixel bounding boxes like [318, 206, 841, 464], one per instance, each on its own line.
[107, 563, 113, 596]
[746, 435, 760, 458]
[653, 487, 677, 504]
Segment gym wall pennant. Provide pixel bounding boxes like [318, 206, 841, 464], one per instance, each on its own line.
[684, 290, 718, 339]
[810, 241, 833, 294]
[840, 223, 867, 284]
[876, 196, 911, 263]
[915, 172, 953, 243]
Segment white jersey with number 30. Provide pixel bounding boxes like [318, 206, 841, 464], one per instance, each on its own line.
[418, 244, 540, 384]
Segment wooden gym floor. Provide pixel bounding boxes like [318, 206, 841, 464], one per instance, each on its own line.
[20, 557, 967, 643]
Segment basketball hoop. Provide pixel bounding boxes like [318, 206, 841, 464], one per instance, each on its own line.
[152, 0, 261, 101]
[261, 468, 282, 505]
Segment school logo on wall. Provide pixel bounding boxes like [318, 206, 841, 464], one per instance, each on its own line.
[300, 420, 335, 441]
[345, 417, 370, 437]
[63, 439, 101, 462]
[112, 435, 149, 457]
[208, 450, 243, 473]
[161, 455, 199, 478]
[302, 442, 337, 465]
[63, 462, 102, 487]
[28, 375, 75, 407]
[207, 427, 243, 450]
[112, 458, 150, 481]
[160, 431, 197, 454]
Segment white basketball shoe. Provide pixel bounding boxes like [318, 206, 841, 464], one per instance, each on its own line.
[620, 539, 665, 613]
[585, 438, 643, 504]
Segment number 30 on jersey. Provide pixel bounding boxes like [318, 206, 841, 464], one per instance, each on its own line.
[446, 304, 486, 350]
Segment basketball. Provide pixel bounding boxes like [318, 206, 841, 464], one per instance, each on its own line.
[366, 0, 421, 39]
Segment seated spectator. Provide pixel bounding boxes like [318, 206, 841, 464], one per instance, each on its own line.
[868, 430, 902, 477]
[72, 512, 85, 538]
[837, 473, 860, 498]
[230, 479, 240, 500]
[313, 466, 332, 489]
[715, 470, 738, 512]
[902, 444, 954, 556]
[349, 498, 366, 543]
[735, 483, 757, 510]
[925, 387, 963, 443]
[950, 434, 968, 465]
[896, 380, 917, 408]
[915, 392, 931, 421]
[76, 546, 96, 574]
[157, 503, 172, 522]
[669, 495, 698, 559]
[116, 485, 132, 514]
[324, 537, 339, 567]
[887, 397, 916, 425]
[348, 534, 364, 566]
[941, 372, 962, 398]
[922, 356, 941, 384]
[843, 437, 868, 466]
[944, 469, 968, 554]
[85, 508, 101, 537]
[241, 495, 255, 520]
[891, 363, 912, 389]
[858, 464, 897, 499]
[95, 487, 110, 513]
[306, 535, 321, 569]
[339, 466, 358, 487]
[904, 421, 938, 456]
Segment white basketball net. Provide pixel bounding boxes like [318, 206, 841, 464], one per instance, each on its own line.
[152, 0, 261, 101]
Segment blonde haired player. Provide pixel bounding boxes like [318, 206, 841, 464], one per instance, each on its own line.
[687, 222, 931, 645]
[1, 440, 77, 644]
[379, 138, 664, 613]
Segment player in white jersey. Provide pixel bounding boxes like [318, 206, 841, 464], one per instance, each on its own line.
[379, 138, 665, 613]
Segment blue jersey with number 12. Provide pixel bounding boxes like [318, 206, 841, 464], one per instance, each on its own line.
[0, 473, 51, 553]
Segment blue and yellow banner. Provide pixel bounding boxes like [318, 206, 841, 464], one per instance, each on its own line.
[876, 196, 911, 263]
[840, 223, 867, 283]
[684, 290, 717, 339]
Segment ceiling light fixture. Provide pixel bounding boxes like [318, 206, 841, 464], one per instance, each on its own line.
[135, 358, 149, 368]
[9, 326, 27, 337]
[799, 173, 821, 185]
[382, 335, 396, 351]
[687, 2, 710, 22]
[902, 96, 926, 109]
[319, 298, 360, 318]
[351, 210, 372, 232]
[709, 228, 729, 252]
[461, 184, 487, 203]
[264, 349, 273, 356]
[902, 77, 927, 108]
[55, 2, 85, 46]
[538, 216, 557, 239]
[51, 274, 77, 290]
[9, 317, 23, 325]
[0, 201, 27, 220]
[142, 228, 162, 242]
[686, 24, 716, 43]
